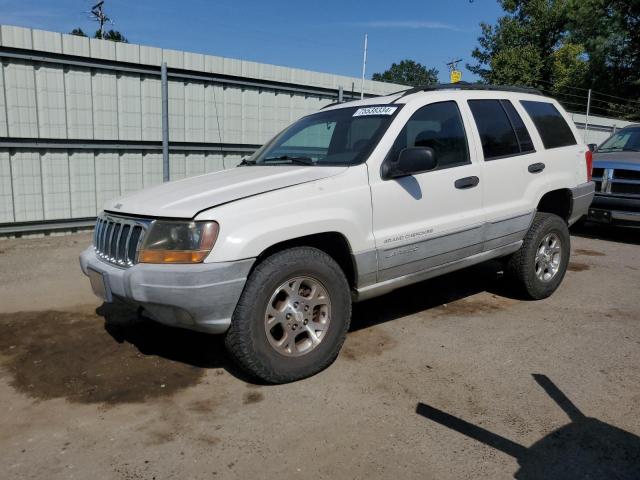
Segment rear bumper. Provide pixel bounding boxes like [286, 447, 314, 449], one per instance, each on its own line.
[80, 247, 254, 334]
[568, 182, 595, 225]
[588, 194, 640, 225]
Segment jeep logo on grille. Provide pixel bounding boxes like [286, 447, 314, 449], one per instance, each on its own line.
[113, 203, 123, 209]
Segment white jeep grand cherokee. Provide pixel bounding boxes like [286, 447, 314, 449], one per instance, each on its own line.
[80, 84, 595, 383]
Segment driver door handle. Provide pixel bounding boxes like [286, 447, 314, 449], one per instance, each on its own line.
[528, 162, 546, 173]
[455, 176, 480, 189]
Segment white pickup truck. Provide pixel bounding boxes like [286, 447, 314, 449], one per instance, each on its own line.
[81, 84, 595, 383]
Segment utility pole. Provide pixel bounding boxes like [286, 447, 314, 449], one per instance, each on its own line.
[584, 89, 592, 143]
[360, 33, 368, 100]
[90, 1, 111, 39]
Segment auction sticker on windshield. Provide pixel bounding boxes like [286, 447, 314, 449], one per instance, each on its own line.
[353, 106, 398, 117]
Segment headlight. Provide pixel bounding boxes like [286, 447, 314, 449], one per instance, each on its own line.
[139, 220, 219, 264]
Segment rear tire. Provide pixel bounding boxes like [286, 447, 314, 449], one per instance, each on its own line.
[506, 212, 570, 300]
[225, 247, 351, 384]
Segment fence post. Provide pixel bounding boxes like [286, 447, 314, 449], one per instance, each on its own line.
[161, 62, 170, 182]
[584, 88, 591, 143]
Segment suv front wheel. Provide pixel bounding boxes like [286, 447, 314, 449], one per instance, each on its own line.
[225, 246, 351, 383]
[506, 212, 571, 299]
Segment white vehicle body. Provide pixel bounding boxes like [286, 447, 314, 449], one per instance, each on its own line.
[80, 86, 595, 336]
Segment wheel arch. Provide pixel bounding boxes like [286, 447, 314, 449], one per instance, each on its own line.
[536, 188, 572, 223]
[252, 232, 358, 289]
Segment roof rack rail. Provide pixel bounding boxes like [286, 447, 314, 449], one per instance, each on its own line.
[391, 82, 543, 103]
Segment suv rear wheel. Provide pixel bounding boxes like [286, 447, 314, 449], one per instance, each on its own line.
[225, 246, 351, 383]
[506, 212, 571, 299]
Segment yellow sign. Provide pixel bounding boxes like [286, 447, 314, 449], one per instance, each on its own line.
[450, 70, 462, 83]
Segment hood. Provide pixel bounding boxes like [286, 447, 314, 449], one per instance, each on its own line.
[105, 166, 347, 218]
[593, 151, 640, 169]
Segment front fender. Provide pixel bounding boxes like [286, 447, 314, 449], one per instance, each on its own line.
[196, 165, 375, 262]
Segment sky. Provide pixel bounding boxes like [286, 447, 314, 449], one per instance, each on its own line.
[0, 0, 505, 83]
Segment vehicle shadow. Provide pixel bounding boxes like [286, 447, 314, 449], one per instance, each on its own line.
[571, 221, 640, 246]
[97, 302, 256, 383]
[96, 259, 520, 380]
[351, 259, 521, 332]
[416, 374, 640, 479]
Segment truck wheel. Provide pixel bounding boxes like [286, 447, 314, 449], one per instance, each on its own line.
[225, 246, 351, 383]
[506, 212, 570, 300]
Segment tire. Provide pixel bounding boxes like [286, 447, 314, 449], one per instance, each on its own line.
[225, 246, 352, 384]
[505, 212, 571, 300]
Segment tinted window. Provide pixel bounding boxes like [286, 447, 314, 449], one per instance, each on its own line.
[468, 99, 520, 159]
[520, 100, 577, 149]
[501, 100, 534, 153]
[387, 101, 469, 170]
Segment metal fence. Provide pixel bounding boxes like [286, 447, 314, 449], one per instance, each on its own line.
[0, 25, 403, 234]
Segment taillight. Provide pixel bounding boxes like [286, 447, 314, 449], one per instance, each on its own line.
[585, 150, 593, 182]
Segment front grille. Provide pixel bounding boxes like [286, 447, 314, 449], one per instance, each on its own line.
[611, 183, 640, 195]
[592, 167, 604, 179]
[614, 169, 640, 181]
[93, 213, 150, 267]
[595, 166, 640, 197]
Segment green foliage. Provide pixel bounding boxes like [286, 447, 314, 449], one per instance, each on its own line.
[468, 0, 640, 119]
[372, 60, 439, 87]
[550, 42, 588, 95]
[69, 28, 87, 37]
[94, 29, 128, 43]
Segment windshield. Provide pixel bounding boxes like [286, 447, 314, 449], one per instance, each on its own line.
[249, 105, 402, 166]
[599, 127, 640, 152]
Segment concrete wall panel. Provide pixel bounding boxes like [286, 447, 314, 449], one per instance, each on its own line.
[35, 64, 67, 138]
[120, 152, 143, 194]
[117, 74, 142, 141]
[69, 151, 97, 217]
[141, 76, 162, 141]
[4, 60, 38, 137]
[10, 151, 43, 222]
[0, 150, 13, 222]
[185, 82, 205, 142]
[92, 71, 118, 139]
[41, 151, 71, 219]
[65, 67, 93, 139]
[95, 152, 120, 210]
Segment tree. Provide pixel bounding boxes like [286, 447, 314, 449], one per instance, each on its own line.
[70, 28, 87, 37]
[468, 0, 570, 87]
[94, 29, 128, 43]
[69, 27, 128, 43]
[372, 60, 439, 86]
[467, 0, 640, 119]
[567, 0, 640, 105]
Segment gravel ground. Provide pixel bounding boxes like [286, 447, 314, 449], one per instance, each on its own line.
[0, 224, 638, 480]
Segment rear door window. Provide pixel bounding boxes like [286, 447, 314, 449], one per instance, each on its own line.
[468, 100, 520, 160]
[520, 100, 577, 149]
[501, 100, 534, 153]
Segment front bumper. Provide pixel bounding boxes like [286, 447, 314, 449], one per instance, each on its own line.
[587, 194, 640, 225]
[80, 248, 255, 334]
[568, 181, 596, 225]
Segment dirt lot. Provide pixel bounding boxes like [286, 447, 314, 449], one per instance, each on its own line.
[0, 224, 638, 479]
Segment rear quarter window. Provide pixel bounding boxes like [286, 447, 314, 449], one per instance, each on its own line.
[520, 101, 577, 149]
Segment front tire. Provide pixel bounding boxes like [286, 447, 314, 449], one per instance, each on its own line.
[506, 212, 571, 300]
[225, 247, 351, 383]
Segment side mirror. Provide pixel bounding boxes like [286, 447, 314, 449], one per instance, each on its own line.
[382, 147, 438, 179]
[587, 143, 598, 153]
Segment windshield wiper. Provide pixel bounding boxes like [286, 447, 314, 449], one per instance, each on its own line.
[238, 157, 256, 166]
[261, 155, 315, 166]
